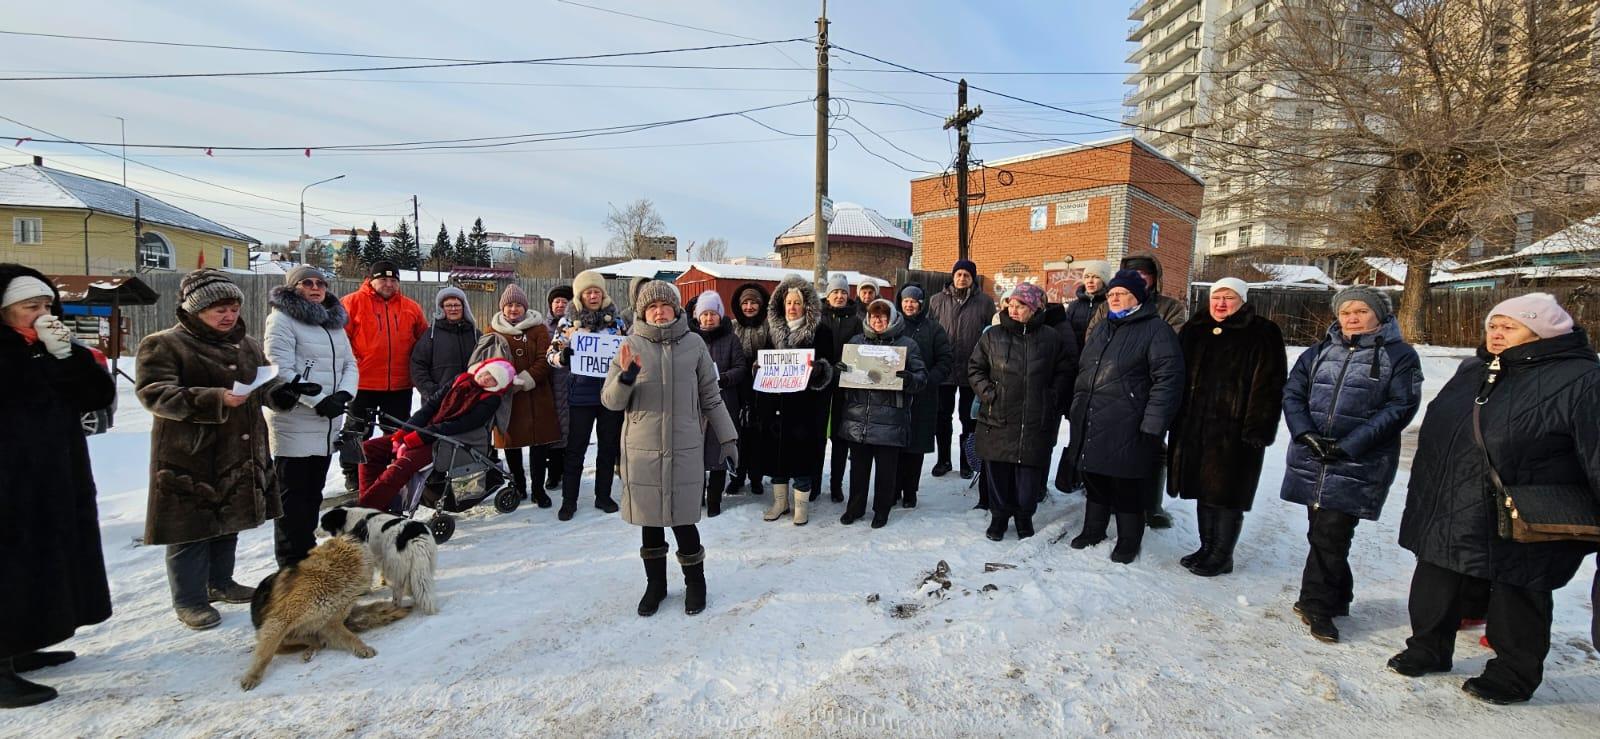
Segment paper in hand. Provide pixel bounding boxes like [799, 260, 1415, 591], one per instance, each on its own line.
[231, 365, 278, 395]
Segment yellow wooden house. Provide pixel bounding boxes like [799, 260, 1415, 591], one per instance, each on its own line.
[0, 158, 257, 275]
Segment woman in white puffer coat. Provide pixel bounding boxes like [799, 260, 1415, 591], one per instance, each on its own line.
[263, 266, 359, 567]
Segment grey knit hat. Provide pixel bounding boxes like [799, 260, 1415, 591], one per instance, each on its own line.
[1331, 285, 1391, 322]
[285, 265, 323, 287]
[635, 279, 682, 318]
[179, 268, 244, 313]
[825, 273, 850, 296]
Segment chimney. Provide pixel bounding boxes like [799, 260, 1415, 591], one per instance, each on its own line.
[32, 155, 43, 166]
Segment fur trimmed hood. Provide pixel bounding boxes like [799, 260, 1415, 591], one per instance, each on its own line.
[766, 275, 822, 350]
[269, 285, 348, 330]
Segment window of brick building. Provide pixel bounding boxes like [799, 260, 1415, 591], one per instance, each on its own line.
[12, 217, 42, 245]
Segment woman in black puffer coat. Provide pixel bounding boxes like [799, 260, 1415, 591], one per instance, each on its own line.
[837, 299, 926, 529]
[970, 283, 1076, 542]
[1065, 271, 1183, 563]
[691, 291, 749, 517]
[894, 284, 953, 509]
[728, 282, 770, 498]
[1388, 293, 1600, 705]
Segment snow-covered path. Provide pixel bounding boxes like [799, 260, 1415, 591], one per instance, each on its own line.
[6, 348, 1597, 737]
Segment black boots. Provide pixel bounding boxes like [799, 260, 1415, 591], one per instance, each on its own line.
[1294, 604, 1341, 643]
[637, 546, 669, 617]
[1181, 505, 1216, 569]
[1190, 508, 1243, 577]
[933, 434, 952, 477]
[680, 548, 707, 616]
[509, 467, 529, 501]
[1071, 501, 1111, 549]
[1111, 513, 1144, 564]
[0, 657, 57, 709]
[725, 472, 745, 496]
[985, 513, 1008, 541]
[1015, 515, 1035, 540]
[1386, 651, 1451, 678]
[1463, 676, 1531, 705]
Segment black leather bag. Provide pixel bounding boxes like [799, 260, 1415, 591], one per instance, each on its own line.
[1473, 404, 1600, 544]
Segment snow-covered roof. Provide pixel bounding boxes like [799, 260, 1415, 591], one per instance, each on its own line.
[0, 164, 258, 244]
[1362, 257, 1462, 284]
[1459, 214, 1600, 270]
[773, 202, 912, 247]
[599, 259, 889, 286]
[593, 259, 696, 279]
[1251, 263, 1340, 287]
[1430, 264, 1600, 284]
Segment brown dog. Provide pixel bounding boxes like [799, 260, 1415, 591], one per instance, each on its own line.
[240, 536, 379, 691]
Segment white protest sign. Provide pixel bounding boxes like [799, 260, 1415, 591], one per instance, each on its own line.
[754, 348, 814, 394]
[572, 333, 625, 378]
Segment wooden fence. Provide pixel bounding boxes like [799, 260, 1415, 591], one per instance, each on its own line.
[125, 273, 635, 351]
[1187, 284, 1600, 347]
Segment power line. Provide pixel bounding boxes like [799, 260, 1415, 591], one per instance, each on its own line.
[0, 37, 811, 81]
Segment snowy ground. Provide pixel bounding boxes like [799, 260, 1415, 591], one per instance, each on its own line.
[6, 348, 1597, 737]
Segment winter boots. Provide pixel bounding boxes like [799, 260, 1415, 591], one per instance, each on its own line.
[680, 548, 707, 616]
[763, 483, 790, 522]
[637, 546, 669, 617]
[510, 467, 529, 502]
[1181, 506, 1217, 569]
[705, 471, 725, 518]
[986, 513, 1008, 541]
[933, 433, 952, 477]
[792, 485, 810, 526]
[1110, 513, 1144, 564]
[1293, 603, 1340, 643]
[0, 657, 56, 709]
[1070, 502, 1111, 549]
[1190, 509, 1243, 577]
[1014, 515, 1035, 540]
[175, 605, 222, 631]
[870, 508, 889, 529]
[207, 581, 256, 604]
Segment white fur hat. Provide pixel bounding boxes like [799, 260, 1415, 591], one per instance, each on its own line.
[1210, 277, 1249, 302]
[571, 270, 612, 308]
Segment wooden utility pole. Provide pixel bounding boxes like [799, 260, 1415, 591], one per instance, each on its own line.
[812, 0, 831, 290]
[943, 79, 982, 263]
[413, 195, 421, 270]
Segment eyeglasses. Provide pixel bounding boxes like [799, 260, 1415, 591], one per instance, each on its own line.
[298, 279, 328, 289]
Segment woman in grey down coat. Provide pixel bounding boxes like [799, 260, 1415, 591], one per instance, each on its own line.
[1279, 286, 1422, 644]
[263, 266, 359, 568]
[602, 281, 738, 618]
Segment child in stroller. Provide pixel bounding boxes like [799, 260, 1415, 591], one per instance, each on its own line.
[358, 358, 515, 517]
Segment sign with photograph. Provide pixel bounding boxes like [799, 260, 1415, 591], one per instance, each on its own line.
[571, 333, 625, 378]
[839, 344, 908, 391]
[754, 348, 815, 393]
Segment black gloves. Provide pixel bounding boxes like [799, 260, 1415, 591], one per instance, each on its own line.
[894, 369, 912, 379]
[269, 376, 323, 411]
[834, 362, 853, 375]
[1296, 433, 1345, 462]
[314, 391, 353, 419]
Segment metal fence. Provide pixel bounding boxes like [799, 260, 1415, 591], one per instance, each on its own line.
[125, 273, 635, 350]
[1186, 284, 1600, 347]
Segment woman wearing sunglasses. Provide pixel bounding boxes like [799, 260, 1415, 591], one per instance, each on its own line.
[263, 266, 359, 567]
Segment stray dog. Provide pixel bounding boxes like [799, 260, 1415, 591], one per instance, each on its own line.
[320, 506, 440, 615]
[240, 536, 379, 691]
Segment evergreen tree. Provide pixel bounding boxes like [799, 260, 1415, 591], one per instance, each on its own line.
[430, 221, 452, 270]
[338, 229, 363, 277]
[386, 219, 420, 270]
[467, 218, 492, 266]
[361, 221, 387, 267]
[453, 229, 472, 266]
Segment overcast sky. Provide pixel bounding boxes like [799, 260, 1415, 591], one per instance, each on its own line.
[0, 1, 1133, 258]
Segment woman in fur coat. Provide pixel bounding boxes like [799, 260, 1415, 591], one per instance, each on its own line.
[726, 282, 771, 498]
[1166, 278, 1286, 577]
[0, 263, 116, 708]
[263, 266, 359, 568]
[750, 275, 836, 525]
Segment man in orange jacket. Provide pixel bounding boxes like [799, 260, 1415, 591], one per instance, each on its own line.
[338, 260, 428, 492]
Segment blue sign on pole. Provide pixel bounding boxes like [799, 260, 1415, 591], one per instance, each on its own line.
[1150, 222, 1160, 249]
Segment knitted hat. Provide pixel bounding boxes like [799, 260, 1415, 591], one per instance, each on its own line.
[696, 290, 725, 318]
[285, 265, 324, 287]
[1210, 277, 1249, 302]
[952, 259, 978, 280]
[1077, 260, 1110, 282]
[857, 282, 878, 297]
[179, 268, 244, 313]
[572, 270, 611, 308]
[1487, 292, 1575, 339]
[900, 284, 925, 302]
[1330, 285, 1391, 323]
[1106, 269, 1149, 305]
[1, 275, 53, 309]
[737, 285, 765, 305]
[825, 273, 850, 296]
[468, 357, 516, 393]
[635, 279, 682, 318]
[433, 286, 475, 323]
[369, 260, 399, 280]
[499, 283, 529, 309]
[1007, 282, 1045, 312]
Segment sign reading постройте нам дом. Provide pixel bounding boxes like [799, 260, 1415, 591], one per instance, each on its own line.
[754, 348, 814, 393]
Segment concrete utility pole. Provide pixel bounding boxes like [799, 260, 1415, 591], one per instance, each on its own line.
[298, 174, 345, 264]
[812, 0, 831, 290]
[943, 79, 982, 263]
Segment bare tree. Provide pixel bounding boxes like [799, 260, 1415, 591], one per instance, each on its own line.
[603, 199, 667, 258]
[696, 237, 730, 263]
[1199, 0, 1600, 340]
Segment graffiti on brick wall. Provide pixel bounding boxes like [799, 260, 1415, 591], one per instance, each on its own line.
[991, 261, 1040, 298]
[1043, 264, 1084, 304]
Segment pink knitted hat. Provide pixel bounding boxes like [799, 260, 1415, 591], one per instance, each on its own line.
[1486, 292, 1574, 339]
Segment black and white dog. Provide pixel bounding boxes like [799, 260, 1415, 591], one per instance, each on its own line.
[319, 506, 439, 615]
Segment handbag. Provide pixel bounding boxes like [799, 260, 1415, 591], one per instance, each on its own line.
[1471, 402, 1600, 544]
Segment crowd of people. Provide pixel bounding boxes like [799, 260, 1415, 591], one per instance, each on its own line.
[2, 253, 1597, 709]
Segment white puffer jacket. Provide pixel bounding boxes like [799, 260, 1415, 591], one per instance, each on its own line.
[264, 286, 360, 458]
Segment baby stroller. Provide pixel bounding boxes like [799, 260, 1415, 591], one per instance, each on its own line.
[353, 407, 522, 544]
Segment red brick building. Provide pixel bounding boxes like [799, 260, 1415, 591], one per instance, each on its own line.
[910, 136, 1203, 302]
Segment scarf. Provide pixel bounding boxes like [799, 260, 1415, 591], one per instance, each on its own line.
[430, 372, 507, 425]
[1108, 304, 1142, 321]
[12, 326, 38, 344]
[491, 310, 545, 336]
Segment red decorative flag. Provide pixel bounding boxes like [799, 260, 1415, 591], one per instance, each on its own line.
[205, 147, 214, 157]
[304, 148, 312, 158]
[15, 137, 31, 147]
[197, 251, 206, 268]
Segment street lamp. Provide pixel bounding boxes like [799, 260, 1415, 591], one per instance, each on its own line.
[299, 174, 346, 264]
